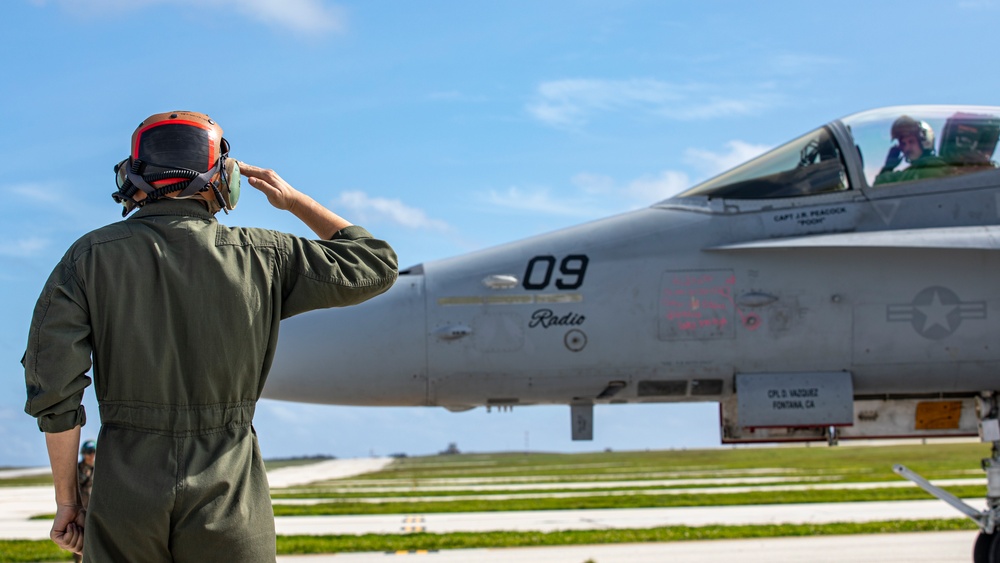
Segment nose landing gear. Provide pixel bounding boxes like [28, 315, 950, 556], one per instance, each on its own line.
[895, 393, 1000, 563]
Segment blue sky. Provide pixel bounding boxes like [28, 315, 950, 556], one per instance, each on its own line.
[3, 0, 999, 467]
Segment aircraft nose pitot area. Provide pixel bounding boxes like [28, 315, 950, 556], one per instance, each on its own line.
[266, 275, 429, 407]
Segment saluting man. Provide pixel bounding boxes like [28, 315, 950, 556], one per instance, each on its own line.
[23, 111, 398, 561]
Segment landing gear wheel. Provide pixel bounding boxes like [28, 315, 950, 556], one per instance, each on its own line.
[975, 531, 996, 563]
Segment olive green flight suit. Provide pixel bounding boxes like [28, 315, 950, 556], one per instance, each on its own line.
[23, 199, 397, 562]
[873, 155, 950, 185]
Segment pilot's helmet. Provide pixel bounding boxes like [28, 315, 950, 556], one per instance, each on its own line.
[112, 111, 240, 216]
[80, 440, 96, 455]
[891, 115, 935, 152]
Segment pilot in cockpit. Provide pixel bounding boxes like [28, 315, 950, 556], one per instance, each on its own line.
[874, 115, 948, 185]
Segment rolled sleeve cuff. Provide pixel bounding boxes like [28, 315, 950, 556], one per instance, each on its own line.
[36, 406, 86, 434]
[329, 225, 374, 241]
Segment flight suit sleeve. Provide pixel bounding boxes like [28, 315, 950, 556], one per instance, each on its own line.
[23, 254, 93, 433]
[278, 225, 398, 319]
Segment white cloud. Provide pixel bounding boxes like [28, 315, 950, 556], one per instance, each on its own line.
[2, 182, 111, 227]
[959, 0, 995, 8]
[527, 79, 776, 128]
[624, 170, 691, 201]
[427, 91, 489, 103]
[684, 140, 772, 179]
[5, 182, 64, 205]
[336, 191, 450, 231]
[570, 173, 616, 195]
[655, 97, 769, 121]
[226, 0, 345, 34]
[574, 169, 691, 203]
[484, 186, 606, 217]
[0, 237, 49, 257]
[488, 170, 690, 219]
[527, 79, 670, 127]
[768, 54, 843, 75]
[32, 0, 344, 35]
[486, 139, 771, 218]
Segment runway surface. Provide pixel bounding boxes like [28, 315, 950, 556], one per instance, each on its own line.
[0, 458, 985, 562]
[1, 483, 980, 540]
[275, 531, 978, 563]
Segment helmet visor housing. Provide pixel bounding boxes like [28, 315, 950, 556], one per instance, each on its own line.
[114, 111, 237, 214]
[131, 111, 224, 182]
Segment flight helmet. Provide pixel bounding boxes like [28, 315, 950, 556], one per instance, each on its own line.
[891, 115, 935, 153]
[112, 111, 240, 216]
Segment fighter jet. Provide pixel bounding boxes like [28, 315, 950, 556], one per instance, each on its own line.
[265, 104, 1000, 561]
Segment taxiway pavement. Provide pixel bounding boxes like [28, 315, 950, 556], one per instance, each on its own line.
[1, 458, 983, 562]
[275, 531, 977, 563]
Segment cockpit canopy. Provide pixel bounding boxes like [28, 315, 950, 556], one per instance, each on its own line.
[676, 105, 1000, 200]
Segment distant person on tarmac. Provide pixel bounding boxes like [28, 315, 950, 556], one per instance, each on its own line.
[23, 111, 397, 561]
[72, 440, 94, 563]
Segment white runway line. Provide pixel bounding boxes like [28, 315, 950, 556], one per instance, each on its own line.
[270, 499, 983, 536]
[270, 477, 986, 505]
[0, 458, 394, 540]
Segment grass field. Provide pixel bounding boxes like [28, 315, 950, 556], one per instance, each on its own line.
[0, 476, 51, 488]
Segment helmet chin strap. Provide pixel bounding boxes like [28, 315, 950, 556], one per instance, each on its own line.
[116, 156, 231, 215]
[112, 130, 235, 216]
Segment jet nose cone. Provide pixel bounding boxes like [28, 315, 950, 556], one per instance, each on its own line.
[263, 276, 427, 406]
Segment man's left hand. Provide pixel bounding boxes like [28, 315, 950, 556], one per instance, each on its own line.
[50, 503, 85, 554]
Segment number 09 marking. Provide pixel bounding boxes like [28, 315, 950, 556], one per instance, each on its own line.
[523, 254, 589, 290]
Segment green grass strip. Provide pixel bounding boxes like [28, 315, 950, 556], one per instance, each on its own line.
[357, 444, 991, 481]
[271, 485, 986, 516]
[271, 477, 982, 499]
[0, 540, 71, 563]
[0, 476, 52, 488]
[0, 519, 976, 561]
[274, 519, 978, 554]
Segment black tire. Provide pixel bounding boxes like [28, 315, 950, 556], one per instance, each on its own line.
[976, 531, 996, 563]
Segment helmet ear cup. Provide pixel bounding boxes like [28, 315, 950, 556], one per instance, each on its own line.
[207, 157, 240, 214]
[224, 158, 240, 210]
[114, 159, 128, 191]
